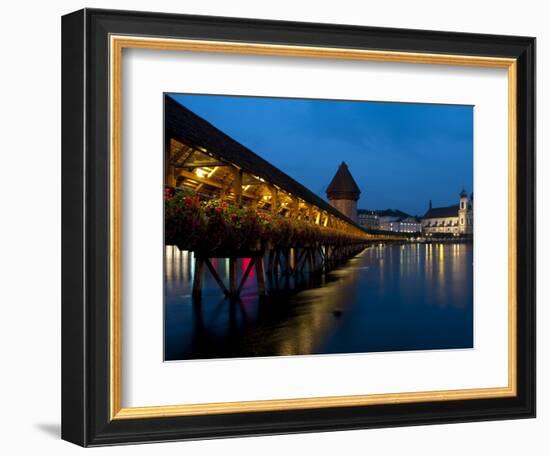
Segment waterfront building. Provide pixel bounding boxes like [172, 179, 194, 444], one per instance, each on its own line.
[378, 211, 421, 233]
[377, 209, 408, 231]
[326, 162, 361, 223]
[358, 208, 420, 233]
[421, 189, 473, 236]
[358, 209, 379, 230]
[384, 216, 422, 234]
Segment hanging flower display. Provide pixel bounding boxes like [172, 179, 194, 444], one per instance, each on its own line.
[165, 187, 370, 255]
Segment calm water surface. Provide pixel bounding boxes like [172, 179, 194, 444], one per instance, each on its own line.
[164, 243, 473, 361]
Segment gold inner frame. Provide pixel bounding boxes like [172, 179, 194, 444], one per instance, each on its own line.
[109, 35, 518, 420]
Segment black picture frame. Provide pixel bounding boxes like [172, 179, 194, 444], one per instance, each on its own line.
[62, 8, 535, 447]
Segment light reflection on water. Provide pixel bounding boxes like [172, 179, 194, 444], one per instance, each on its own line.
[164, 243, 473, 361]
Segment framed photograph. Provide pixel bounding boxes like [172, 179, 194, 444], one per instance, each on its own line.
[61, 8, 535, 446]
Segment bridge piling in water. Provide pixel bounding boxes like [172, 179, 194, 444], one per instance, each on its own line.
[189, 242, 373, 299]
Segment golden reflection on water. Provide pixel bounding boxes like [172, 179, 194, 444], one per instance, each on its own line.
[271, 254, 364, 356]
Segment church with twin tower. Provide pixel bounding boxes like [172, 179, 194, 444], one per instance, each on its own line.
[326, 162, 361, 223]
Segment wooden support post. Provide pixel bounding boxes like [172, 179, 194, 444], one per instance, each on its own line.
[267, 250, 274, 274]
[283, 249, 291, 275]
[164, 135, 176, 187]
[204, 258, 230, 296]
[270, 186, 278, 215]
[308, 248, 315, 273]
[274, 250, 281, 273]
[229, 258, 238, 296]
[220, 183, 227, 200]
[289, 248, 295, 272]
[237, 258, 256, 293]
[292, 197, 300, 218]
[273, 260, 280, 288]
[297, 248, 307, 273]
[314, 247, 320, 272]
[192, 258, 204, 297]
[232, 168, 243, 207]
[255, 256, 268, 296]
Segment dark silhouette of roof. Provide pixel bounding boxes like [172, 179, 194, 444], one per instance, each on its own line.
[358, 208, 411, 218]
[165, 96, 366, 231]
[358, 209, 377, 215]
[395, 216, 421, 223]
[326, 162, 361, 201]
[460, 188, 468, 198]
[423, 204, 459, 219]
[376, 209, 410, 218]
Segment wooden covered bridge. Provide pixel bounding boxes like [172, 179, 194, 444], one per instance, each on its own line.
[164, 95, 404, 298]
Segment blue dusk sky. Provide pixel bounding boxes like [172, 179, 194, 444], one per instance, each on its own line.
[170, 93, 473, 216]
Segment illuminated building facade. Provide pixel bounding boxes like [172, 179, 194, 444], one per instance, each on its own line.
[421, 189, 473, 236]
[358, 210, 379, 230]
[381, 216, 422, 233]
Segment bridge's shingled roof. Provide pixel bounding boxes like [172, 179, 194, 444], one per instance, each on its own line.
[422, 204, 459, 219]
[165, 95, 367, 232]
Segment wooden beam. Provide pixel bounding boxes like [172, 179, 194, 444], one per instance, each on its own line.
[177, 169, 223, 188]
[270, 186, 278, 215]
[308, 204, 315, 222]
[169, 142, 193, 166]
[229, 259, 238, 296]
[292, 197, 300, 217]
[164, 135, 176, 187]
[232, 168, 243, 206]
[204, 258, 230, 296]
[192, 258, 204, 297]
[242, 173, 264, 186]
[176, 169, 255, 200]
[175, 161, 228, 169]
[237, 258, 256, 294]
[255, 257, 267, 296]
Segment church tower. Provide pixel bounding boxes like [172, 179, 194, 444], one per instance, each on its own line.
[326, 162, 361, 223]
[458, 188, 469, 234]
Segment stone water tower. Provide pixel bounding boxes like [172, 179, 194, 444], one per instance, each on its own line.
[326, 161, 361, 223]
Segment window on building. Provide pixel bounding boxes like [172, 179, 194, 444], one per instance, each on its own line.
[461, 218, 464, 224]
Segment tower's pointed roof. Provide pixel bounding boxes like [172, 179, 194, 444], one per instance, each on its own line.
[326, 162, 361, 201]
